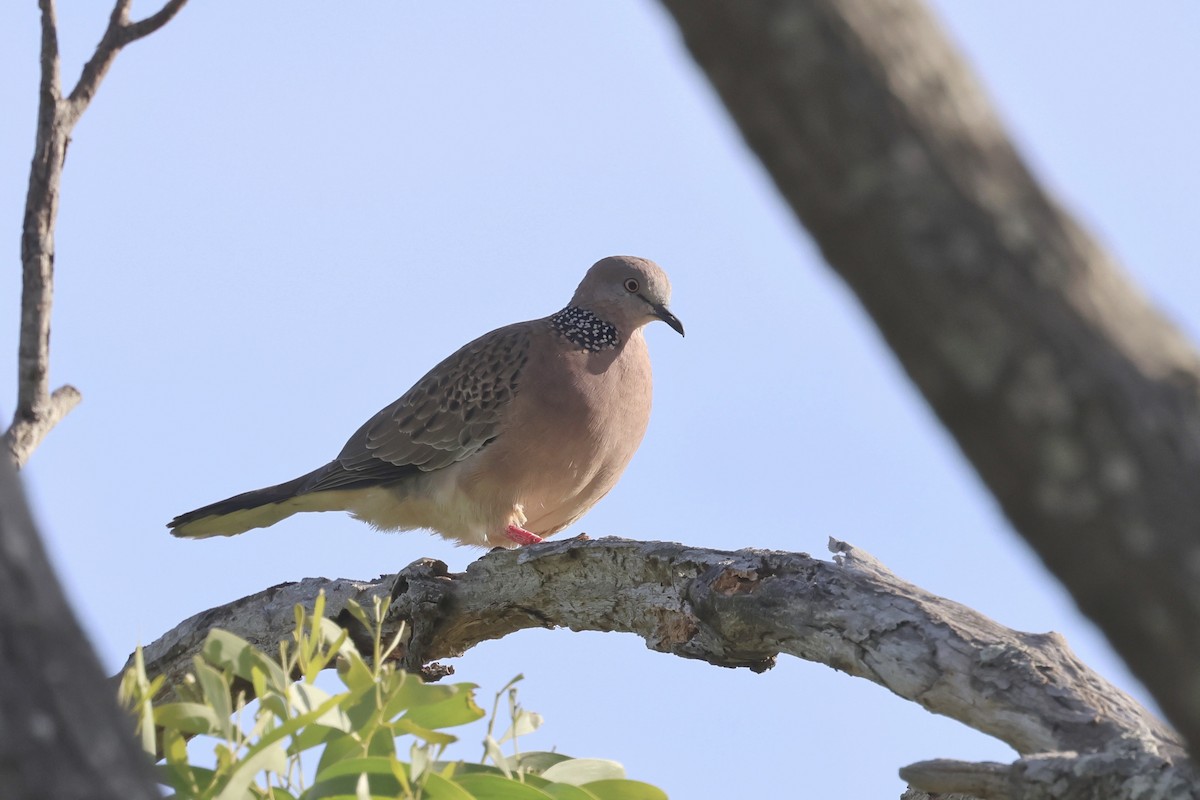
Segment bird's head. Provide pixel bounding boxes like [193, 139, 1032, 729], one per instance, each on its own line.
[571, 255, 684, 337]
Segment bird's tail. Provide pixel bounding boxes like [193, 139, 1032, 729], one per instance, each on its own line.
[168, 465, 348, 539]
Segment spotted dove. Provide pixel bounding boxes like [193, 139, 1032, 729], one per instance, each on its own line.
[168, 256, 683, 547]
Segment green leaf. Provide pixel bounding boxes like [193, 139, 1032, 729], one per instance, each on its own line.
[381, 672, 459, 718]
[154, 702, 222, 735]
[252, 664, 270, 705]
[138, 614, 671, 800]
[239, 691, 347, 776]
[303, 619, 349, 682]
[315, 731, 366, 776]
[289, 681, 352, 731]
[213, 741, 288, 800]
[203, 629, 289, 690]
[194, 659, 234, 738]
[158, 761, 215, 795]
[317, 616, 348, 647]
[400, 686, 484, 729]
[513, 753, 573, 774]
[483, 735, 511, 777]
[306, 759, 407, 800]
[315, 681, 377, 737]
[453, 774, 557, 799]
[341, 598, 373, 632]
[162, 726, 190, 765]
[542, 785, 601, 800]
[579, 781, 668, 800]
[287, 720, 342, 757]
[433, 761, 512, 779]
[337, 650, 375, 692]
[498, 710, 544, 743]
[365, 726, 398, 758]
[315, 756, 400, 782]
[391, 757, 414, 796]
[540, 760, 625, 786]
[418, 770, 478, 800]
[122, 646, 160, 757]
[393, 716, 459, 746]
[410, 740, 432, 783]
[260, 690, 290, 721]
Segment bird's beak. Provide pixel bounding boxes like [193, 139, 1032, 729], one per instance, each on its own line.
[650, 302, 685, 337]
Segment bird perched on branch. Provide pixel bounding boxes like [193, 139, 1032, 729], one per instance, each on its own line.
[168, 255, 684, 548]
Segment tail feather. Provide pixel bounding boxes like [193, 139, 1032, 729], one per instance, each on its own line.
[168, 465, 343, 539]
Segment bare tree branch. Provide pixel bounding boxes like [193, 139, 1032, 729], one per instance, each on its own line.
[5, 385, 81, 466]
[130, 538, 1194, 798]
[656, 0, 1200, 756]
[6, 0, 190, 466]
[65, 0, 191, 123]
[9, 0, 73, 468]
[902, 752, 1200, 800]
[123, 0, 191, 44]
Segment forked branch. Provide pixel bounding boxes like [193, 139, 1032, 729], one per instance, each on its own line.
[6, 0, 190, 466]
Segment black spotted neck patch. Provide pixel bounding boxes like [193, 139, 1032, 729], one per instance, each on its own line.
[550, 306, 620, 352]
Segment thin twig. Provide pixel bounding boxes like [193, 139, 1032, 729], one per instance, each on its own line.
[7, 0, 190, 466]
[65, 0, 190, 124]
[5, 387, 82, 466]
[124, 0, 191, 44]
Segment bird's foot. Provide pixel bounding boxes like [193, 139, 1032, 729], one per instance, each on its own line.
[505, 524, 544, 546]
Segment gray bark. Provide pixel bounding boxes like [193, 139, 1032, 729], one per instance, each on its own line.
[0, 2, 191, 796]
[656, 0, 1200, 760]
[7, 0, 188, 466]
[0, 458, 159, 799]
[131, 537, 1194, 798]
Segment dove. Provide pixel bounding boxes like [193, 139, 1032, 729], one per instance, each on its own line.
[169, 255, 683, 547]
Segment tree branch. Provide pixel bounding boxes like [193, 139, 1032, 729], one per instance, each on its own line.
[65, 0, 191, 123]
[656, 0, 1200, 755]
[7, 0, 190, 466]
[123, 0, 191, 44]
[902, 751, 1200, 800]
[9, 0, 72, 468]
[130, 538, 1194, 798]
[5, 385, 81, 466]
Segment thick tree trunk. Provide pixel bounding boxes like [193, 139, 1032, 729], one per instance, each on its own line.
[0, 3, 189, 795]
[657, 0, 1200, 756]
[0, 458, 159, 799]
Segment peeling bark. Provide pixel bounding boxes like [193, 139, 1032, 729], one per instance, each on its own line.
[129, 537, 1195, 798]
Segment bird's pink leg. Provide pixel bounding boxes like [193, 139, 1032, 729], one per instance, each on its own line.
[505, 524, 544, 546]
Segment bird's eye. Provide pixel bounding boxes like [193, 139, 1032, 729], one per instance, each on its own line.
[623, 278, 640, 293]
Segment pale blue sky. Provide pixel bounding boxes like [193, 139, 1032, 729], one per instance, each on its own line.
[2, 3, 1197, 797]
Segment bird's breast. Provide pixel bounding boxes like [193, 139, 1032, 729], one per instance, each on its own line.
[462, 333, 654, 533]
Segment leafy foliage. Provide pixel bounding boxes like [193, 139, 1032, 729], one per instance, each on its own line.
[120, 593, 666, 800]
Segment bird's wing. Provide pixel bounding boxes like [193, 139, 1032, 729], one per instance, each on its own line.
[303, 323, 532, 493]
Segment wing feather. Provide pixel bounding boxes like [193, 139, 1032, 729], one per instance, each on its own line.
[303, 323, 531, 493]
